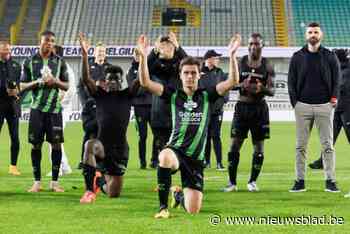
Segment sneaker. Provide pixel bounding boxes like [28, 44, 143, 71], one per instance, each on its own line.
[216, 163, 225, 171]
[222, 183, 238, 192]
[8, 165, 21, 176]
[170, 186, 182, 209]
[289, 180, 306, 192]
[309, 158, 323, 169]
[325, 180, 340, 193]
[49, 181, 65, 192]
[247, 181, 259, 192]
[154, 208, 170, 219]
[80, 191, 96, 204]
[27, 181, 42, 192]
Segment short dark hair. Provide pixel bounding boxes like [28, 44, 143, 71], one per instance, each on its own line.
[179, 56, 201, 72]
[105, 65, 123, 76]
[307, 22, 321, 28]
[250, 32, 263, 40]
[40, 30, 56, 38]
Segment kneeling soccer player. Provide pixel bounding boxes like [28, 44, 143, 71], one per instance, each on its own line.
[79, 33, 131, 203]
[136, 33, 241, 218]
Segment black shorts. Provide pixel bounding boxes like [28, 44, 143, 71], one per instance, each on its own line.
[231, 100, 270, 141]
[98, 117, 130, 176]
[169, 147, 204, 192]
[28, 109, 64, 145]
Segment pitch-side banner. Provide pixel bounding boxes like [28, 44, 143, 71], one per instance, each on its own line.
[11, 46, 303, 58]
[20, 72, 295, 122]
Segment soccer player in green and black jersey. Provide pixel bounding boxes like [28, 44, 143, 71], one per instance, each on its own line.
[136, 34, 241, 218]
[20, 31, 69, 192]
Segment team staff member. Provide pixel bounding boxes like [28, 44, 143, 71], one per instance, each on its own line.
[137, 33, 241, 218]
[126, 54, 155, 169]
[200, 49, 228, 170]
[288, 22, 340, 193]
[147, 32, 187, 168]
[20, 30, 69, 192]
[0, 41, 21, 175]
[309, 49, 350, 171]
[223, 33, 275, 192]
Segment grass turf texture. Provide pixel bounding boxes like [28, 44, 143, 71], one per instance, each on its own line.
[0, 122, 349, 234]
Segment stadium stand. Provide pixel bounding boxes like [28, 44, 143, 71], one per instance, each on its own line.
[288, 0, 350, 46]
[49, 0, 276, 46]
[0, 0, 21, 41]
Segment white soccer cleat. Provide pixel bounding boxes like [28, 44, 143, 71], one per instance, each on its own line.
[247, 182, 259, 192]
[222, 183, 238, 192]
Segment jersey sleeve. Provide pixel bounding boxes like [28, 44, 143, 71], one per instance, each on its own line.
[20, 59, 32, 83]
[160, 84, 176, 101]
[206, 85, 221, 102]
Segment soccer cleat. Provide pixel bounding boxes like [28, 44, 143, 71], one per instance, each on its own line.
[325, 180, 340, 193]
[9, 165, 21, 176]
[27, 181, 42, 192]
[154, 209, 170, 219]
[289, 180, 306, 192]
[344, 192, 350, 198]
[80, 191, 96, 204]
[93, 171, 103, 194]
[216, 163, 225, 171]
[49, 181, 65, 192]
[247, 181, 259, 192]
[170, 186, 182, 209]
[204, 162, 211, 169]
[222, 183, 238, 192]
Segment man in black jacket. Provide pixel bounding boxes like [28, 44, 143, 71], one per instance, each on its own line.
[0, 41, 21, 176]
[288, 22, 340, 193]
[126, 54, 155, 169]
[309, 49, 350, 170]
[200, 50, 228, 170]
[147, 32, 187, 168]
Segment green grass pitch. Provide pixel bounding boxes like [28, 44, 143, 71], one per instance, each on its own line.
[0, 122, 349, 233]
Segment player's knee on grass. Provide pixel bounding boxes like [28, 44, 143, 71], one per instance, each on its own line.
[106, 175, 123, 198]
[158, 148, 179, 169]
[183, 188, 202, 214]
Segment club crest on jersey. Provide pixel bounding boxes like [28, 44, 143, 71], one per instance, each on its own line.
[184, 100, 198, 111]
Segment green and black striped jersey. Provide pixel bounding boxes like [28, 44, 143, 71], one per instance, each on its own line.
[161, 85, 221, 161]
[21, 53, 69, 113]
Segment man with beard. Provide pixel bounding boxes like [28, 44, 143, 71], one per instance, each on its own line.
[288, 22, 340, 192]
[20, 31, 69, 192]
[308, 49, 350, 171]
[223, 33, 275, 192]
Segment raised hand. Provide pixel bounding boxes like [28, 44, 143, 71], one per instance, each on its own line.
[228, 34, 242, 56]
[168, 31, 179, 48]
[79, 32, 90, 57]
[136, 34, 149, 58]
